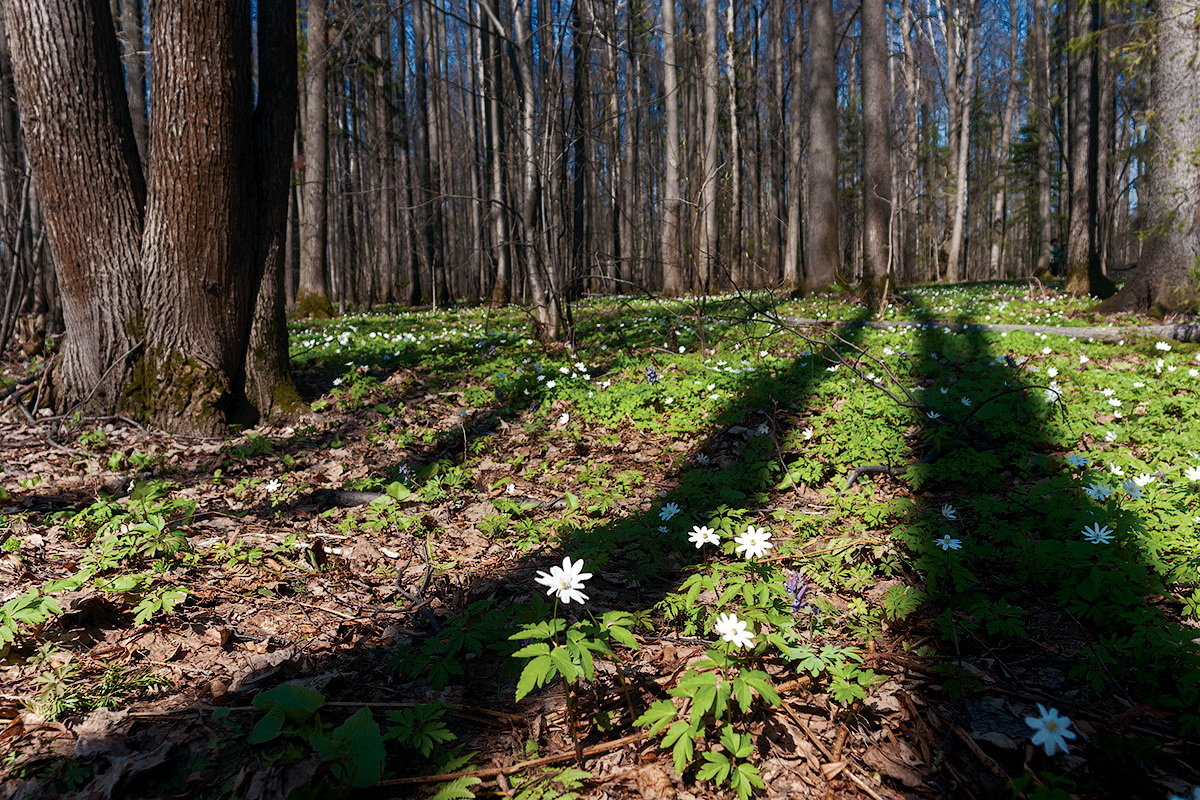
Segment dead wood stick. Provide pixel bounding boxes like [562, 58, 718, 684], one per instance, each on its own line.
[842, 464, 907, 492]
[374, 731, 647, 787]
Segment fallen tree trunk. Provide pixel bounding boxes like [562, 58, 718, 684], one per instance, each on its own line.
[782, 317, 1200, 343]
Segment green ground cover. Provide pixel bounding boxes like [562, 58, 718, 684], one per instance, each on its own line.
[2, 282, 1199, 799]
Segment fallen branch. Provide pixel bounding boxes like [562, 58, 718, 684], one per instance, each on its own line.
[842, 464, 907, 493]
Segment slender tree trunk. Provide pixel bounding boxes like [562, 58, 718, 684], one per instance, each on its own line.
[989, 0, 1020, 279]
[945, 3, 976, 283]
[119, 0, 148, 168]
[724, 0, 744, 288]
[861, 0, 894, 288]
[1032, 0, 1053, 276]
[806, 0, 839, 290]
[246, 0, 302, 419]
[782, 13, 803, 290]
[298, 0, 331, 313]
[698, 0, 719, 292]
[660, 0, 684, 295]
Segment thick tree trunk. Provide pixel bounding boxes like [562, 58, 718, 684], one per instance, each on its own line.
[1064, 0, 1113, 297]
[137, 0, 258, 432]
[5, 0, 145, 412]
[7, 0, 297, 433]
[805, 0, 839, 290]
[1099, 0, 1200, 315]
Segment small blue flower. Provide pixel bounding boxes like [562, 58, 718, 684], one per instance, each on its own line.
[659, 502, 681, 521]
[645, 366, 660, 384]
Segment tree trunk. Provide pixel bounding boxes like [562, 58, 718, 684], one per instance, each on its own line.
[660, 0, 685, 295]
[699, 0, 719, 292]
[782, 13, 803, 291]
[246, 0, 302, 420]
[6, 0, 296, 433]
[945, 2, 976, 283]
[119, 0, 148, 168]
[298, 0, 331, 314]
[1098, 0, 1200, 315]
[5, 0, 145, 412]
[805, 0, 839, 290]
[861, 0, 894, 287]
[1064, 0, 1113, 297]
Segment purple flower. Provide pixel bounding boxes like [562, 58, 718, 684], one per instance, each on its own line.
[645, 366, 660, 384]
[784, 571, 809, 613]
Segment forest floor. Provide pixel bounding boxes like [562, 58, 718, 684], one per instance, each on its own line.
[1, 281, 1199, 800]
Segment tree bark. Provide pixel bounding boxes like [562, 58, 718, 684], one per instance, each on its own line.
[298, 0, 332, 314]
[862, 0, 894, 287]
[1099, 0, 1200, 315]
[5, 0, 145, 412]
[659, 0, 685, 295]
[805, 0, 840, 290]
[246, 0, 302, 420]
[6, 0, 297, 433]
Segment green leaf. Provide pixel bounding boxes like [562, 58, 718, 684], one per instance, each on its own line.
[696, 751, 731, 783]
[515, 654, 554, 700]
[633, 700, 677, 736]
[330, 707, 385, 787]
[246, 706, 286, 744]
[251, 683, 326, 722]
[550, 648, 579, 682]
[511, 642, 550, 658]
[429, 776, 483, 800]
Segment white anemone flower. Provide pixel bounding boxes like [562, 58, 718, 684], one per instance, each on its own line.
[1024, 704, 1077, 756]
[687, 525, 719, 548]
[713, 612, 755, 648]
[733, 526, 773, 559]
[1080, 523, 1115, 544]
[534, 557, 592, 605]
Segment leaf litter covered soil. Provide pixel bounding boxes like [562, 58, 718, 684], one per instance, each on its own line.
[1, 287, 1199, 799]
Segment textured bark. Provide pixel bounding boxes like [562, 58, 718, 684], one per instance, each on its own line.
[119, 0, 148, 167]
[659, 0, 684, 296]
[298, 0, 331, 312]
[4, 0, 145, 412]
[945, 3, 975, 283]
[1064, 0, 1113, 297]
[7, 0, 296, 433]
[861, 0, 893, 286]
[1099, 0, 1200, 315]
[805, 0, 840, 290]
[1032, 0, 1053, 276]
[137, 0, 257, 431]
[246, 0, 302, 420]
